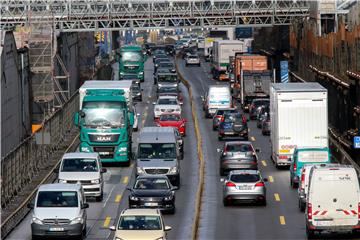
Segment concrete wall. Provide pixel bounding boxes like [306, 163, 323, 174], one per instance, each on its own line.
[1, 31, 31, 157]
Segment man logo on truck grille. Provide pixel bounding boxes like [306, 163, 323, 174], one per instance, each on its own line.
[96, 136, 111, 141]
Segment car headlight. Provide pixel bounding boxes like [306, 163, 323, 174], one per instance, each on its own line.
[130, 196, 139, 201]
[32, 217, 43, 225]
[70, 217, 84, 225]
[169, 167, 178, 174]
[81, 146, 91, 152]
[137, 167, 145, 174]
[58, 179, 67, 183]
[91, 179, 100, 184]
[164, 195, 173, 201]
[139, 71, 144, 75]
[118, 147, 127, 152]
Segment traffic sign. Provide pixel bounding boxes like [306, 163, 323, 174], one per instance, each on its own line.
[354, 136, 360, 149]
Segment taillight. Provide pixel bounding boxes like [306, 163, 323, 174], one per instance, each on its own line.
[358, 203, 360, 219]
[255, 182, 265, 187]
[300, 169, 306, 189]
[279, 155, 288, 160]
[293, 163, 297, 172]
[220, 116, 225, 122]
[226, 182, 236, 187]
[308, 203, 313, 220]
[216, 115, 222, 120]
[242, 116, 247, 124]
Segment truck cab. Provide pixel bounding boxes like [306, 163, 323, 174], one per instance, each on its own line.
[74, 89, 132, 165]
[119, 45, 145, 82]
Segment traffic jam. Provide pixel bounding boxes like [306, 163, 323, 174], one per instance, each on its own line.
[24, 33, 360, 240]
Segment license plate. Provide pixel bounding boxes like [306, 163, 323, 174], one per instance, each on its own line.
[315, 220, 332, 226]
[99, 152, 110, 155]
[144, 202, 158, 207]
[237, 186, 252, 190]
[224, 132, 233, 135]
[49, 227, 64, 232]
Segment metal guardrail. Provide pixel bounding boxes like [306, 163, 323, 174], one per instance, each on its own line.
[1, 92, 80, 238]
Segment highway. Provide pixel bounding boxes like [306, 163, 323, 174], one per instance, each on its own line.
[6, 52, 360, 240]
[6, 58, 198, 240]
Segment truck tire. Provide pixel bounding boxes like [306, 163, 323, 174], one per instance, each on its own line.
[299, 200, 305, 212]
[223, 198, 230, 207]
[95, 192, 103, 202]
[306, 226, 315, 239]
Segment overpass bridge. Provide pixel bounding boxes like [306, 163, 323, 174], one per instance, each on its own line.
[1, 0, 310, 31]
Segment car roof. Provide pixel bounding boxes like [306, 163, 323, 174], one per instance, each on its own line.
[39, 183, 82, 191]
[62, 152, 99, 159]
[225, 141, 253, 146]
[136, 175, 169, 180]
[158, 95, 177, 99]
[139, 127, 176, 143]
[121, 208, 161, 216]
[230, 170, 260, 175]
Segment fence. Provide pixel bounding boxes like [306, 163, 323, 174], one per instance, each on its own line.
[1, 92, 79, 237]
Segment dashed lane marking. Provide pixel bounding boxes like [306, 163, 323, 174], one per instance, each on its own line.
[250, 136, 256, 141]
[274, 193, 281, 201]
[103, 216, 111, 228]
[261, 160, 267, 167]
[115, 194, 122, 203]
[268, 176, 274, 183]
[122, 176, 129, 184]
[279, 216, 286, 225]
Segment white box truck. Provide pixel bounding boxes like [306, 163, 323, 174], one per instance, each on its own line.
[270, 83, 328, 167]
[204, 37, 222, 61]
[212, 40, 245, 81]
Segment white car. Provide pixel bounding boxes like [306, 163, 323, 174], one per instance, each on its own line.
[153, 96, 182, 119]
[110, 209, 171, 240]
[57, 152, 107, 201]
[185, 54, 201, 66]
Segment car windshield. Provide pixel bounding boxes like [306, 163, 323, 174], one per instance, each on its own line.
[138, 143, 177, 159]
[118, 216, 162, 230]
[82, 106, 125, 128]
[134, 178, 170, 190]
[132, 85, 140, 91]
[158, 98, 177, 105]
[226, 144, 252, 152]
[122, 75, 138, 80]
[37, 191, 78, 207]
[61, 158, 98, 172]
[158, 75, 177, 83]
[158, 87, 177, 93]
[121, 51, 143, 62]
[159, 62, 174, 68]
[189, 56, 198, 59]
[230, 174, 260, 183]
[160, 114, 180, 121]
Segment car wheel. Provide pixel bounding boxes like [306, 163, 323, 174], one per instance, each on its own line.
[306, 226, 316, 239]
[82, 223, 87, 238]
[223, 198, 230, 207]
[218, 135, 223, 141]
[198, 63, 201, 67]
[299, 200, 305, 212]
[220, 168, 225, 176]
[96, 192, 103, 202]
[139, 96, 143, 102]
[32, 235, 40, 240]
[168, 207, 176, 214]
[262, 130, 265, 136]
[260, 198, 267, 206]
[213, 126, 217, 131]
[243, 135, 249, 141]
[185, 63, 188, 66]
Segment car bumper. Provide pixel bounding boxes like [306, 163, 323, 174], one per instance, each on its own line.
[224, 193, 266, 202]
[83, 184, 102, 197]
[129, 200, 175, 211]
[31, 223, 83, 237]
[221, 163, 258, 172]
[307, 222, 360, 232]
[219, 131, 248, 139]
[187, 61, 200, 65]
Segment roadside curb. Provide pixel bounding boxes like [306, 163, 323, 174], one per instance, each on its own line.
[175, 54, 204, 240]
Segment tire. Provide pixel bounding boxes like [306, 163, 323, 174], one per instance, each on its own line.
[260, 198, 267, 206]
[306, 226, 315, 239]
[174, 177, 180, 188]
[262, 131, 265, 136]
[139, 96, 143, 102]
[213, 126, 217, 131]
[32, 235, 40, 240]
[185, 63, 188, 66]
[168, 207, 176, 214]
[220, 168, 225, 176]
[95, 192, 103, 202]
[299, 200, 305, 212]
[218, 135, 223, 141]
[243, 135, 249, 141]
[82, 223, 87, 238]
[198, 63, 201, 67]
[223, 198, 230, 207]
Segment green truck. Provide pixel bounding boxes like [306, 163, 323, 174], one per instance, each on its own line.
[74, 83, 133, 166]
[119, 45, 145, 82]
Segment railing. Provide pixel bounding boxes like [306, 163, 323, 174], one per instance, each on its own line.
[1, 92, 80, 238]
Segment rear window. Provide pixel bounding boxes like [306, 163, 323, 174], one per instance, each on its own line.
[231, 174, 260, 183]
[226, 144, 252, 152]
[298, 151, 329, 163]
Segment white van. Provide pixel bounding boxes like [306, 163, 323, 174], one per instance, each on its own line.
[306, 164, 360, 238]
[202, 85, 232, 118]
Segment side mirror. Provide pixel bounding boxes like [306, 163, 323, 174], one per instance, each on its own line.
[220, 178, 226, 182]
[27, 202, 34, 209]
[263, 178, 268, 182]
[255, 148, 260, 153]
[164, 226, 172, 231]
[216, 148, 222, 153]
[53, 168, 59, 174]
[171, 186, 179, 191]
[141, 89, 144, 91]
[79, 111, 85, 118]
[101, 168, 107, 173]
[153, 102, 156, 105]
[82, 203, 89, 209]
[109, 226, 116, 231]
[126, 187, 132, 191]
[73, 112, 79, 126]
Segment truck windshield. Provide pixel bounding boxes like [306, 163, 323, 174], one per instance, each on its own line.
[158, 87, 177, 93]
[82, 105, 125, 128]
[138, 143, 177, 159]
[121, 51, 143, 62]
[37, 191, 78, 208]
[158, 75, 177, 83]
[61, 158, 98, 172]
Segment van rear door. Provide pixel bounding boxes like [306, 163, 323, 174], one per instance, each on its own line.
[311, 169, 359, 227]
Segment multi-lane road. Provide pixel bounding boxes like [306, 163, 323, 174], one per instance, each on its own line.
[6, 51, 359, 240]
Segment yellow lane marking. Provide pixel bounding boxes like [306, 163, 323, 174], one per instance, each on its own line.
[279, 216, 286, 225]
[261, 160, 267, 167]
[250, 136, 256, 141]
[274, 193, 281, 201]
[115, 194, 122, 203]
[268, 176, 274, 183]
[103, 216, 111, 228]
[122, 176, 129, 184]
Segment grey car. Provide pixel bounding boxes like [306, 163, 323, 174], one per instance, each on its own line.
[222, 170, 267, 206]
[218, 141, 259, 176]
[212, 108, 237, 131]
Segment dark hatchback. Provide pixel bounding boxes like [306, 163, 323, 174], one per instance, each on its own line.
[218, 112, 249, 141]
[127, 175, 178, 214]
[249, 99, 270, 120]
[131, 81, 142, 101]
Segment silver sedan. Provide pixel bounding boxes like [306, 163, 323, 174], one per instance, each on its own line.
[222, 170, 267, 206]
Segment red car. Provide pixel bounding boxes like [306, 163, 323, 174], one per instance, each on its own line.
[155, 113, 187, 136]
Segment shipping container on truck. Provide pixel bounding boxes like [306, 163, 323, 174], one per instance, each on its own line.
[212, 40, 245, 81]
[232, 54, 271, 109]
[270, 83, 328, 168]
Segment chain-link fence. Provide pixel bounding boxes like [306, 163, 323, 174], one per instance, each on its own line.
[1, 92, 79, 238]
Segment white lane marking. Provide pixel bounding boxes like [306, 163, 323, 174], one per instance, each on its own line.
[103, 185, 116, 208]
